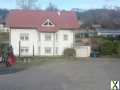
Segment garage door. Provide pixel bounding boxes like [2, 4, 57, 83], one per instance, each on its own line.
[76, 46, 91, 57]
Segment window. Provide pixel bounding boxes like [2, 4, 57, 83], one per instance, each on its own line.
[38, 33, 41, 41]
[84, 33, 89, 38]
[55, 47, 58, 54]
[20, 47, 29, 54]
[20, 33, 29, 41]
[64, 34, 68, 40]
[42, 19, 55, 27]
[45, 47, 52, 54]
[45, 33, 52, 41]
[55, 33, 58, 41]
[38, 46, 41, 55]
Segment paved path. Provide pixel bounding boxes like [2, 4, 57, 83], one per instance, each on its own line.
[0, 58, 120, 90]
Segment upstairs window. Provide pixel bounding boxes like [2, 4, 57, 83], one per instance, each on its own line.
[38, 33, 41, 41]
[63, 34, 68, 41]
[45, 33, 52, 41]
[20, 33, 29, 41]
[55, 33, 58, 41]
[42, 19, 55, 27]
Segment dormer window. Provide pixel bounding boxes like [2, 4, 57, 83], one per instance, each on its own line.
[42, 19, 55, 27]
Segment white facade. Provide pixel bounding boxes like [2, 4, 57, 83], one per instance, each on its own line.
[10, 29, 74, 56]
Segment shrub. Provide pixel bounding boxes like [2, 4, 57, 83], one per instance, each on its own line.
[113, 41, 120, 54]
[116, 45, 120, 56]
[114, 41, 120, 56]
[100, 40, 114, 55]
[92, 37, 120, 56]
[63, 48, 76, 57]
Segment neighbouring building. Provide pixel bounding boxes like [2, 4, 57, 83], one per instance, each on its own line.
[6, 10, 80, 56]
[0, 22, 9, 32]
[96, 28, 120, 38]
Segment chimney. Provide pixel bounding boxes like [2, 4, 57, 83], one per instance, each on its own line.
[57, 11, 61, 16]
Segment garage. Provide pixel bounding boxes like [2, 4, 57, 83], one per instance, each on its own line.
[75, 46, 91, 57]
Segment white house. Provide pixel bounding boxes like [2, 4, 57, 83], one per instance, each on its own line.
[6, 10, 80, 56]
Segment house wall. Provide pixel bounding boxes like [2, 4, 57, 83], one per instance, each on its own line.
[10, 29, 74, 56]
[10, 28, 38, 56]
[55, 30, 74, 55]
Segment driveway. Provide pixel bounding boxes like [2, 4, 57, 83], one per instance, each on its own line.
[0, 58, 120, 90]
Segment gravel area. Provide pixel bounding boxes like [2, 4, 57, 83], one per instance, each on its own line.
[0, 58, 120, 90]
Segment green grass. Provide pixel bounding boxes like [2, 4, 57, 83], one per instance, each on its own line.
[15, 56, 93, 68]
[0, 32, 9, 43]
[16, 56, 80, 65]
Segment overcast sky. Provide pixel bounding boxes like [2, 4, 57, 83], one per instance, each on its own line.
[0, 0, 120, 10]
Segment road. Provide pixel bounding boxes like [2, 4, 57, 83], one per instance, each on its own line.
[0, 58, 120, 90]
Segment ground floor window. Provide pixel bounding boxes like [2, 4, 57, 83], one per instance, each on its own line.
[45, 47, 52, 54]
[20, 47, 29, 54]
[55, 47, 58, 54]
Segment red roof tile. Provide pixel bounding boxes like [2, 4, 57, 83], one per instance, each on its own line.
[6, 10, 80, 32]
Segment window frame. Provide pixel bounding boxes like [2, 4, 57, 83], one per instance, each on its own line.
[38, 33, 41, 41]
[45, 33, 52, 41]
[20, 33, 29, 41]
[55, 33, 58, 41]
[20, 47, 29, 54]
[63, 34, 68, 41]
[55, 47, 58, 54]
[38, 46, 41, 55]
[45, 47, 52, 54]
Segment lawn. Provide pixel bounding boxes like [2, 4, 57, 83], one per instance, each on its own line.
[0, 32, 9, 42]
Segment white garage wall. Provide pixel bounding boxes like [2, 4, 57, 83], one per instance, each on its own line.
[76, 46, 91, 57]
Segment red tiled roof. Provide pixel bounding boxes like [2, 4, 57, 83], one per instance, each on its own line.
[6, 10, 80, 32]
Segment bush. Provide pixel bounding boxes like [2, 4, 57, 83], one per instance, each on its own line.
[116, 45, 120, 56]
[114, 41, 120, 56]
[63, 48, 76, 57]
[100, 40, 114, 55]
[91, 37, 120, 56]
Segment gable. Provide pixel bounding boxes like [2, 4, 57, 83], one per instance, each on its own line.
[41, 19, 55, 27]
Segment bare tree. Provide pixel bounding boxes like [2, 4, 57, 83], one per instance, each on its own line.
[16, 0, 39, 10]
[46, 3, 58, 11]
